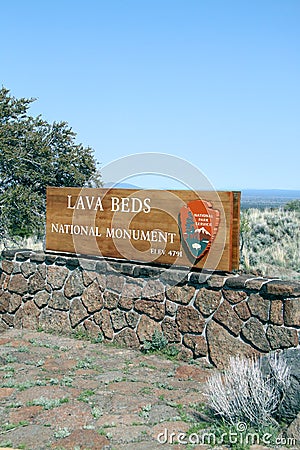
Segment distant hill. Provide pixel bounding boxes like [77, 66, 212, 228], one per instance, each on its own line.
[241, 189, 300, 209]
[103, 182, 140, 189]
[103, 184, 299, 209]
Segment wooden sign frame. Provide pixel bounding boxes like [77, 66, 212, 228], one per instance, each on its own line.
[46, 187, 240, 271]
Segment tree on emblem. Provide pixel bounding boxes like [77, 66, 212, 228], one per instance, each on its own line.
[185, 211, 196, 237]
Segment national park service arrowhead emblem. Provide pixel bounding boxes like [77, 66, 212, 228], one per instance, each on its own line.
[179, 200, 220, 260]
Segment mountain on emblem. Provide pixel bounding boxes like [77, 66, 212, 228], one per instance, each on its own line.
[179, 199, 220, 260]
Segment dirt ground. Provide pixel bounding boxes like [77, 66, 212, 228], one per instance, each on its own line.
[0, 329, 297, 450]
[0, 329, 217, 450]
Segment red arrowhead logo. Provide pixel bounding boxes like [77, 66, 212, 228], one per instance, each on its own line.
[179, 200, 220, 260]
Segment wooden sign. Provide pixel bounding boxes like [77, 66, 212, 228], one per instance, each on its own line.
[46, 187, 240, 271]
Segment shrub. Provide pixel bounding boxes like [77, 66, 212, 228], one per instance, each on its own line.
[142, 330, 168, 353]
[240, 207, 300, 278]
[284, 199, 300, 212]
[206, 353, 290, 426]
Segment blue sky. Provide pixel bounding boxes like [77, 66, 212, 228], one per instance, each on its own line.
[1, 0, 300, 190]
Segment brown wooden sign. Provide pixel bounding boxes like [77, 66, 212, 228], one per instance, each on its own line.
[46, 187, 240, 271]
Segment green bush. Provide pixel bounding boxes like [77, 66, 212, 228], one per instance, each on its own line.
[284, 199, 300, 212]
[143, 330, 168, 353]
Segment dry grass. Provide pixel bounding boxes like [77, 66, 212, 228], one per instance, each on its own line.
[240, 208, 300, 279]
[206, 353, 290, 426]
[0, 236, 44, 252]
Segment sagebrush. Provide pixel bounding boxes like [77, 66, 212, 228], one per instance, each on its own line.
[206, 353, 290, 426]
[240, 207, 300, 278]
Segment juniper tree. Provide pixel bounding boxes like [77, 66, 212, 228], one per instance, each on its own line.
[0, 87, 101, 241]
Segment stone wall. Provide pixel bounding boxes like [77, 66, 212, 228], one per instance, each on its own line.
[0, 250, 299, 368]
